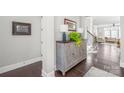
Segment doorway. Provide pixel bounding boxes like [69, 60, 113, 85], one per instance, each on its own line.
[86, 16, 122, 76]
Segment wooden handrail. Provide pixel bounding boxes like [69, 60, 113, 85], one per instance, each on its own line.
[87, 30, 96, 38]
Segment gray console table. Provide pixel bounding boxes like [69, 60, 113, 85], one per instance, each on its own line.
[56, 41, 87, 75]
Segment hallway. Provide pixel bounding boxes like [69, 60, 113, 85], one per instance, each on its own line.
[56, 43, 124, 77]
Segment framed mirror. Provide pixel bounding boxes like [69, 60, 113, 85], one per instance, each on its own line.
[64, 19, 77, 31]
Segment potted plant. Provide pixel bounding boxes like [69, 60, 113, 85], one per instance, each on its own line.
[69, 32, 83, 47]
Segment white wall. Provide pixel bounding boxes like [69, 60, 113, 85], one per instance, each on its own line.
[41, 16, 55, 76]
[120, 16, 124, 67]
[55, 16, 81, 41]
[85, 17, 94, 48]
[85, 17, 93, 33]
[81, 17, 87, 39]
[0, 16, 41, 67]
[97, 27, 105, 39]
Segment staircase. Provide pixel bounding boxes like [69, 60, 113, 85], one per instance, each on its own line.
[87, 30, 97, 53]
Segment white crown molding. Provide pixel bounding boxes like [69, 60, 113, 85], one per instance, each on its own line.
[0, 57, 42, 74]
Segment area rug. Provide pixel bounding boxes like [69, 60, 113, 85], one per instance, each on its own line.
[84, 67, 118, 77]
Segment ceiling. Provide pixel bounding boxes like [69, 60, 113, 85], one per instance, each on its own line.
[92, 16, 120, 25]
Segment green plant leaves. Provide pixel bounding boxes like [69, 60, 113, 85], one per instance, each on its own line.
[69, 32, 82, 47]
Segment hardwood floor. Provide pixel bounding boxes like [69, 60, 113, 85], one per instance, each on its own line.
[0, 43, 123, 77]
[0, 61, 42, 77]
[55, 43, 124, 77]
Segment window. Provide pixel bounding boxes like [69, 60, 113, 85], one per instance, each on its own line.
[111, 27, 118, 38]
[104, 26, 120, 39]
[104, 28, 111, 38]
[119, 27, 121, 39]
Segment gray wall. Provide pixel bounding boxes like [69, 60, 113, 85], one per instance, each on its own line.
[0, 16, 41, 67]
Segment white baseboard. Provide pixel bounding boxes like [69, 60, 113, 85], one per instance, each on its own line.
[0, 57, 42, 74]
[120, 62, 124, 68]
[42, 70, 55, 77]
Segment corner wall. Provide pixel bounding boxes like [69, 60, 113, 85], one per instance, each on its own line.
[41, 16, 55, 76]
[120, 16, 124, 67]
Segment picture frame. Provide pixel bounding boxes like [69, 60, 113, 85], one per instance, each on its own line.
[64, 18, 77, 31]
[12, 21, 31, 35]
